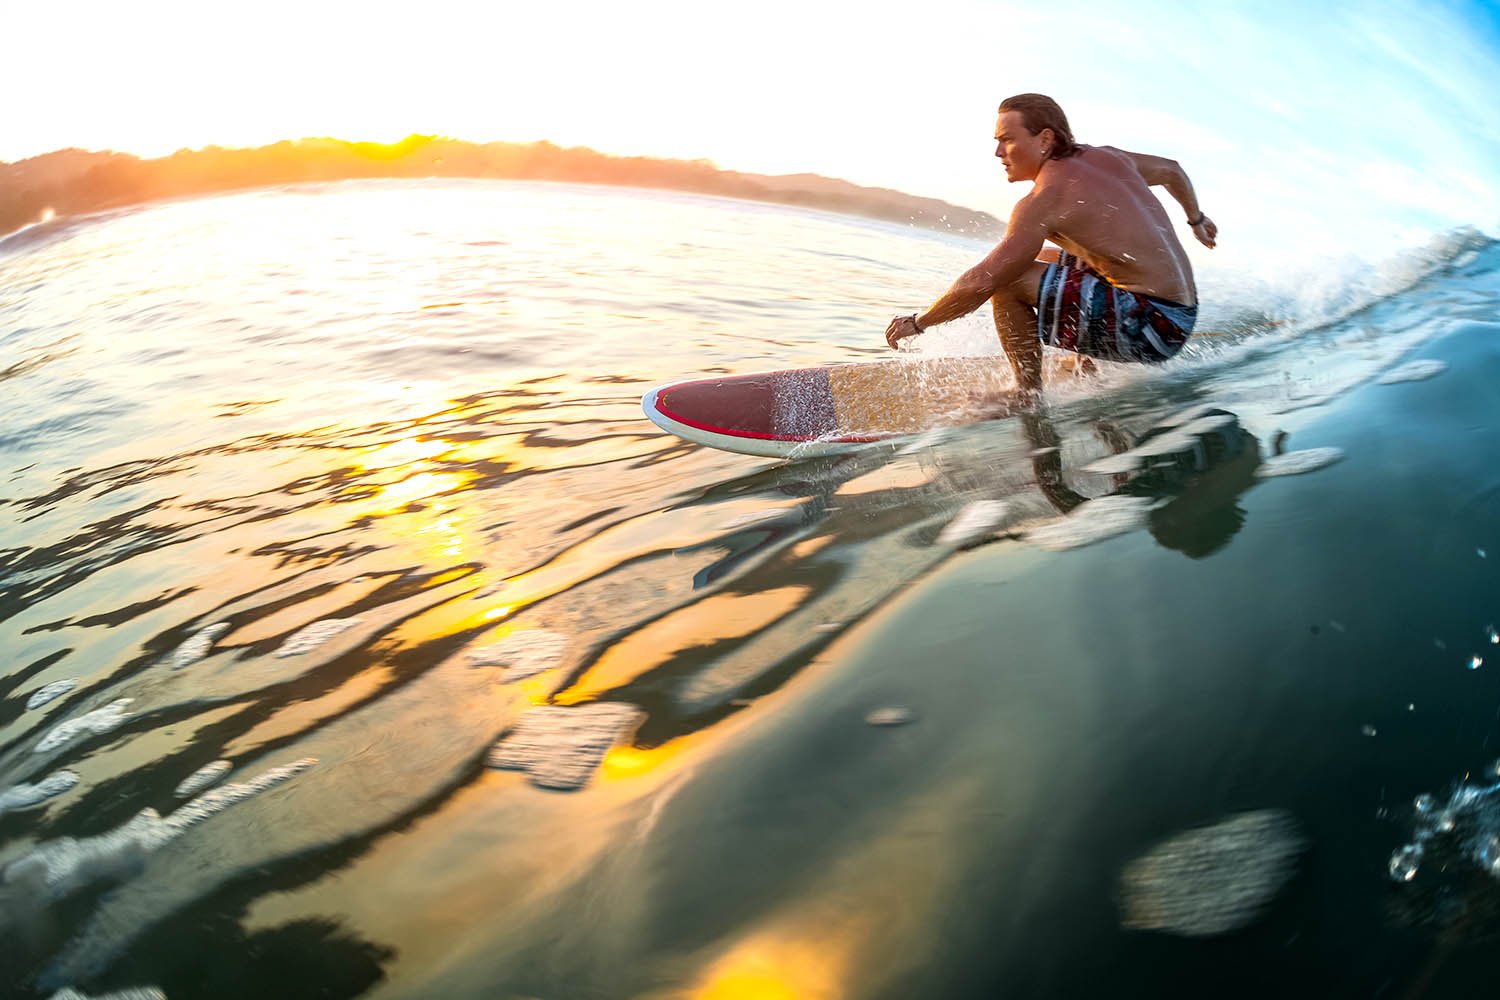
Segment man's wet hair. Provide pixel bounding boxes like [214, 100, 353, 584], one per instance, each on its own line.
[999, 93, 1078, 159]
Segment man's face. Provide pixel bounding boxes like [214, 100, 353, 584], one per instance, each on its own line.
[994, 110, 1049, 182]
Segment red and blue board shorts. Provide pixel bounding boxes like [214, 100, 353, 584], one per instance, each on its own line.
[1036, 250, 1197, 363]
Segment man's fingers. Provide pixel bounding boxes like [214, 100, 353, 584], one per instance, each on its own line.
[885, 315, 915, 350]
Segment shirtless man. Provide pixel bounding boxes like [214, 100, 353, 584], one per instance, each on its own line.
[885, 93, 1217, 397]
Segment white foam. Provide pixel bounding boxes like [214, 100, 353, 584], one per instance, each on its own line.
[486, 703, 643, 790]
[1152, 402, 1227, 431]
[1120, 810, 1305, 936]
[273, 618, 361, 657]
[935, 499, 1013, 547]
[4, 758, 316, 901]
[170, 622, 230, 669]
[1082, 414, 1238, 478]
[1377, 359, 1448, 384]
[1024, 495, 1155, 552]
[1132, 431, 1201, 459]
[48, 988, 167, 1000]
[34, 699, 134, 754]
[0, 770, 80, 815]
[465, 629, 568, 681]
[26, 679, 77, 711]
[173, 760, 232, 798]
[163, 757, 315, 836]
[1255, 447, 1345, 478]
[1178, 413, 1239, 436]
[1082, 452, 1145, 476]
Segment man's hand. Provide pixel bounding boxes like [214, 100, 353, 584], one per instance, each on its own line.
[1190, 215, 1217, 249]
[885, 314, 922, 350]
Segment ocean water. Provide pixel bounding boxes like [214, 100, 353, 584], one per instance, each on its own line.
[2, 179, 1500, 999]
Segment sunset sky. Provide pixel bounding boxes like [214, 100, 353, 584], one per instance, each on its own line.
[9, 0, 1500, 262]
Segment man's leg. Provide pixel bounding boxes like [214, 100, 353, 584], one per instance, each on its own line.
[991, 261, 1049, 395]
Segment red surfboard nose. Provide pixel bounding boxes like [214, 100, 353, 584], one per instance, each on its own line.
[655, 369, 838, 441]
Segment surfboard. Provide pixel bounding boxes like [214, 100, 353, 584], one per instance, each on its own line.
[642, 357, 1022, 458]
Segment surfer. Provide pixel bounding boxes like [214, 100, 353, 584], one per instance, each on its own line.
[885, 93, 1217, 397]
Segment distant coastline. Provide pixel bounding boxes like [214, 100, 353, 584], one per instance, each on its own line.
[0, 135, 1001, 242]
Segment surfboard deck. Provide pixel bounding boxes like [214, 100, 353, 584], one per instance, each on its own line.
[642, 357, 1024, 458]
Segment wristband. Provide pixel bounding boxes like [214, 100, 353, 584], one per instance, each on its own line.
[1186, 213, 1205, 227]
[910, 313, 924, 333]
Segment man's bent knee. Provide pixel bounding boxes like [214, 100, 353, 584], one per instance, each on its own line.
[1007, 261, 1049, 307]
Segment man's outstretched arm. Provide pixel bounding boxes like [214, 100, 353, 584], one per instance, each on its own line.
[886, 196, 1048, 348]
[1123, 149, 1217, 249]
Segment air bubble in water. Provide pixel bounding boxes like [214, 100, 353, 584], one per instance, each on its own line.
[1388, 844, 1422, 882]
[1436, 811, 1457, 834]
[1469, 655, 1484, 670]
[1414, 793, 1436, 815]
[1487, 625, 1498, 645]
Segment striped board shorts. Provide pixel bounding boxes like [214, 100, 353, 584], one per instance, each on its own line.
[1036, 250, 1197, 363]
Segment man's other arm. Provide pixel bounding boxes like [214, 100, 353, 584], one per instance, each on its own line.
[1121, 149, 1217, 249]
[915, 196, 1049, 330]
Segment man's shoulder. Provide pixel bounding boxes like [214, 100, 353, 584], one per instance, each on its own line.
[1051, 146, 1142, 189]
[1073, 144, 1133, 166]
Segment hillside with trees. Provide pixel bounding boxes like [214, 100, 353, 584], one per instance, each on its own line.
[0, 135, 1001, 241]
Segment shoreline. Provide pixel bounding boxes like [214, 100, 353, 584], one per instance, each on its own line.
[0, 137, 1003, 244]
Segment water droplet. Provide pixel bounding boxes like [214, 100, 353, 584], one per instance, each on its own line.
[1479, 548, 1488, 559]
[1488, 625, 1499, 645]
[1434, 639, 1448, 650]
[1415, 793, 1436, 815]
[1489, 759, 1500, 779]
[1407, 703, 1416, 712]
[1469, 655, 1484, 670]
[1389, 844, 1422, 882]
[1436, 810, 1457, 834]
[1480, 835, 1500, 877]
[1361, 724, 1378, 737]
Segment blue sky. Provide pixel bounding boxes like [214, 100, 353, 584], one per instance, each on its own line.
[7, 0, 1500, 264]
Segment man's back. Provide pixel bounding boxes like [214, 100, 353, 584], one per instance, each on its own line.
[1035, 145, 1197, 305]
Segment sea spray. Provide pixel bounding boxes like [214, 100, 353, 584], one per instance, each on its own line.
[169, 622, 230, 669]
[273, 618, 361, 657]
[1120, 810, 1305, 936]
[3, 757, 316, 903]
[1255, 448, 1345, 478]
[35, 700, 134, 754]
[465, 629, 568, 681]
[0, 771, 79, 815]
[25, 679, 77, 711]
[487, 704, 644, 790]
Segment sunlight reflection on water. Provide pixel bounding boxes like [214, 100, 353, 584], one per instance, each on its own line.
[0, 180, 1496, 999]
